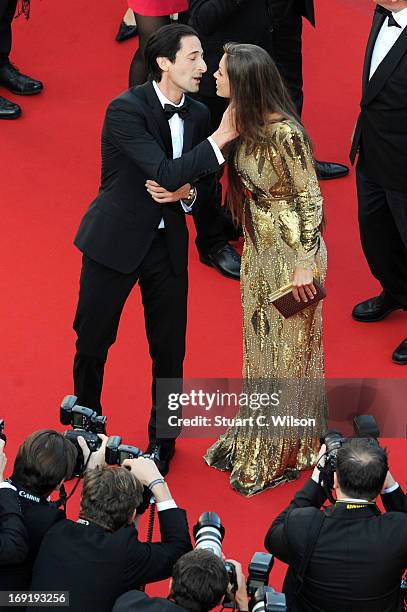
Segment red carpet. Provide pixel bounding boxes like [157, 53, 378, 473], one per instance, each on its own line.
[1, 0, 406, 597]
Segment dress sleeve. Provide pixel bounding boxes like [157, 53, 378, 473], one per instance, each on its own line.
[279, 127, 323, 270]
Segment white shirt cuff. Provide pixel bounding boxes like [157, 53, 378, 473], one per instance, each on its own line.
[0, 482, 17, 491]
[156, 499, 177, 512]
[207, 137, 225, 165]
[382, 482, 400, 494]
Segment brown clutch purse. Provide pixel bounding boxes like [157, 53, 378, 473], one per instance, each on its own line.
[271, 279, 326, 318]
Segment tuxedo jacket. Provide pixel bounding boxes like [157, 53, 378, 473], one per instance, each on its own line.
[31, 508, 192, 612]
[189, 0, 315, 97]
[382, 484, 407, 513]
[113, 591, 188, 612]
[265, 478, 407, 612]
[0, 488, 28, 566]
[0, 489, 65, 591]
[350, 7, 407, 191]
[74, 81, 221, 276]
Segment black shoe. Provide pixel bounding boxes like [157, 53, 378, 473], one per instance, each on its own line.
[352, 291, 403, 322]
[199, 244, 241, 280]
[115, 20, 138, 42]
[393, 338, 407, 365]
[0, 95, 21, 119]
[0, 62, 43, 95]
[145, 441, 175, 476]
[315, 160, 349, 180]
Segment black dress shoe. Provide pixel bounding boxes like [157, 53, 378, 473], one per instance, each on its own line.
[199, 244, 241, 280]
[115, 20, 138, 42]
[352, 291, 403, 322]
[0, 62, 43, 95]
[393, 338, 407, 365]
[315, 160, 349, 180]
[145, 441, 175, 476]
[0, 95, 21, 119]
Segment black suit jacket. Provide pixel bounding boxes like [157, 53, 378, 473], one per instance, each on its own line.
[74, 82, 221, 275]
[113, 591, 188, 612]
[0, 488, 28, 566]
[265, 478, 407, 612]
[350, 8, 407, 191]
[382, 485, 407, 513]
[189, 0, 314, 98]
[0, 490, 64, 591]
[31, 508, 192, 612]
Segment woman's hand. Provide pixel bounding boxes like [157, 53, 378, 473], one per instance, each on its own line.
[292, 267, 316, 303]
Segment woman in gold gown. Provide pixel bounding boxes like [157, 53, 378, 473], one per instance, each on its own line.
[205, 43, 327, 496]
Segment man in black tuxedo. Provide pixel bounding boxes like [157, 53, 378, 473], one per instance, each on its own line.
[31, 458, 192, 612]
[265, 439, 407, 612]
[0, 439, 28, 566]
[73, 24, 236, 475]
[350, 1, 407, 364]
[0, 0, 43, 119]
[189, 0, 349, 181]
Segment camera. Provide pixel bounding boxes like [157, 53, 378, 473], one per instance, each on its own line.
[250, 586, 287, 612]
[105, 436, 144, 465]
[60, 395, 107, 476]
[0, 419, 5, 444]
[193, 512, 238, 595]
[319, 415, 380, 503]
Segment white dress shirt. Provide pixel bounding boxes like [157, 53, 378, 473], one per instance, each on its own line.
[152, 81, 224, 229]
[370, 7, 407, 79]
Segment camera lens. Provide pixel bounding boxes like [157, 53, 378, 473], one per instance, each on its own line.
[193, 512, 225, 558]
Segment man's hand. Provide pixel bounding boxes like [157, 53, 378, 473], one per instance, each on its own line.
[312, 443, 327, 484]
[383, 470, 397, 491]
[0, 439, 6, 483]
[77, 434, 108, 472]
[226, 559, 249, 611]
[146, 180, 191, 203]
[292, 267, 316, 303]
[122, 456, 162, 486]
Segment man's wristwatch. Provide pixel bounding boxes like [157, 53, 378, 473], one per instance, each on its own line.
[183, 186, 196, 204]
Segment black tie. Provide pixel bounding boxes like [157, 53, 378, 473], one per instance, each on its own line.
[387, 13, 401, 28]
[376, 6, 402, 27]
[164, 103, 189, 120]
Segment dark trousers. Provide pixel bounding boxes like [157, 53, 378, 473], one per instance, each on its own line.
[73, 231, 187, 442]
[269, 0, 304, 116]
[0, 0, 17, 63]
[356, 158, 407, 308]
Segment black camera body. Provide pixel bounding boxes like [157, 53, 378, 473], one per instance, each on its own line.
[250, 586, 287, 612]
[105, 436, 144, 465]
[0, 419, 5, 444]
[60, 395, 107, 477]
[247, 552, 274, 598]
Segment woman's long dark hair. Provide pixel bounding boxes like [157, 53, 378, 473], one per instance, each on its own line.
[224, 43, 310, 225]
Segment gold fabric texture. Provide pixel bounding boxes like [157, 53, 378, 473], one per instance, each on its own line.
[205, 120, 328, 496]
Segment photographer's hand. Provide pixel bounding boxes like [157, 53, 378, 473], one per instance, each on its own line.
[0, 439, 6, 482]
[226, 559, 249, 611]
[383, 470, 397, 491]
[122, 457, 173, 503]
[77, 434, 108, 472]
[312, 443, 327, 484]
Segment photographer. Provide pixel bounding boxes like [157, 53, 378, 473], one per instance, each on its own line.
[0, 438, 28, 565]
[265, 439, 407, 612]
[113, 550, 249, 611]
[31, 457, 192, 612]
[0, 429, 80, 591]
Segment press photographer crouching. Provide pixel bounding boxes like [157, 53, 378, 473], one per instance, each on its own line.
[31, 456, 191, 612]
[265, 438, 407, 612]
[0, 428, 28, 567]
[0, 429, 77, 592]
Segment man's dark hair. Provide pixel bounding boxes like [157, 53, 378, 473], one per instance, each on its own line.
[144, 24, 199, 82]
[12, 429, 77, 497]
[170, 549, 229, 612]
[80, 466, 143, 532]
[336, 438, 388, 501]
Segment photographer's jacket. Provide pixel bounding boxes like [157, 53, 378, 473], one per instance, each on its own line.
[265, 478, 407, 612]
[31, 507, 192, 612]
[0, 485, 28, 566]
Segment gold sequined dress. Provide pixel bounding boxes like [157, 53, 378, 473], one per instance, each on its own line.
[205, 120, 328, 496]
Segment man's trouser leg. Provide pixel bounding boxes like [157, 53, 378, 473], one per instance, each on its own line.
[0, 0, 17, 64]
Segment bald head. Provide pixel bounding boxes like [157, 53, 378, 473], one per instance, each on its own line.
[336, 438, 388, 501]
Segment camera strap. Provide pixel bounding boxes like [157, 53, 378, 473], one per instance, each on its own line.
[291, 511, 325, 599]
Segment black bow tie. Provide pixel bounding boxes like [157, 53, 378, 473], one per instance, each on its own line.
[164, 103, 189, 120]
[377, 6, 402, 28]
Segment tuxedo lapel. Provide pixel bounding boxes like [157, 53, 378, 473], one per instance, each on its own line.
[143, 81, 173, 158]
[362, 10, 386, 95]
[182, 109, 194, 154]
[362, 17, 407, 106]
